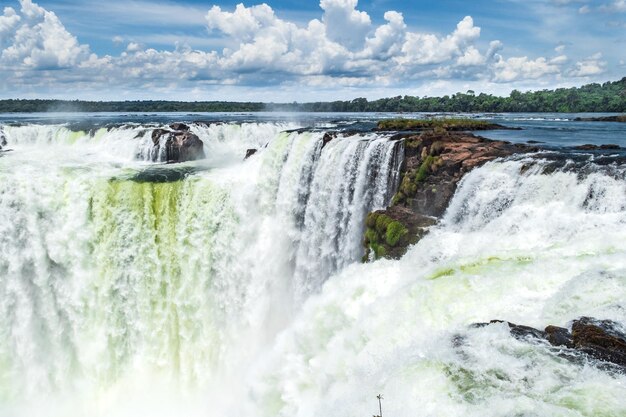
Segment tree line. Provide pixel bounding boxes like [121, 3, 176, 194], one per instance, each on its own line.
[1, 77, 624, 113]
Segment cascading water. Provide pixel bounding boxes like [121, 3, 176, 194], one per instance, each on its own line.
[0, 122, 402, 415]
[1, 118, 625, 417]
[249, 156, 626, 417]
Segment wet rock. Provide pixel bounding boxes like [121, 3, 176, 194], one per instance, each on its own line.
[151, 129, 205, 163]
[545, 325, 574, 348]
[169, 122, 190, 131]
[362, 207, 436, 261]
[474, 320, 547, 341]
[574, 144, 621, 150]
[322, 132, 335, 149]
[245, 148, 258, 159]
[0, 129, 6, 149]
[471, 317, 626, 370]
[574, 115, 626, 123]
[571, 317, 626, 366]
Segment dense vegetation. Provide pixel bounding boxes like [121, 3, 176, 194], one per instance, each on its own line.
[1, 77, 624, 113]
[376, 118, 495, 131]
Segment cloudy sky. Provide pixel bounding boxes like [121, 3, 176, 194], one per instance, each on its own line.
[0, 0, 624, 101]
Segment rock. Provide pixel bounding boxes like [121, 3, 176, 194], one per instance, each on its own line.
[245, 148, 258, 159]
[322, 132, 335, 148]
[169, 123, 190, 131]
[545, 325, 574, 348]
[150, 129, 206, 163]
[470, 317, 626, 370]
[0, 129, 6, 149]
[375, 118, 521, 132]
[362, 207, 436, 261]
[571, 317, 626, 366]
[363, 131, 533, 260]
[473, 320, 547, 340]
[574, 115, 626, 123]
[574, 144, 621, 150]
[151, 128, 170, 143]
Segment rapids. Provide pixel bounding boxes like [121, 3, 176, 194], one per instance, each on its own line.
[0, 119, 624, 416]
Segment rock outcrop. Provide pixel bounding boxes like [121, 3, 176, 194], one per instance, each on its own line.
[375, 118, 520, 132]
[169, 122, 190, 131]
[244, 148, 258, 159]
[363, 130, 532, 260]
[469, 317, 626, 370]
[574, 143, 621, 150]
[0, 128, 6, 150]
[150, 127, 205, 163]
[574, 115, 626, 123]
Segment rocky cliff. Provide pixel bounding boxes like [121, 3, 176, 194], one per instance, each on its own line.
[363, 128, 533, 261]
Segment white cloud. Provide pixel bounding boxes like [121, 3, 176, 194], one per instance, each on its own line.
[320, 0, 371, 50]
[569, 52, 607, 76]
[126, 42, 144, 53]
[493, 56, 561, 82]
[398, 16, 481, 66]
[361, 11, 406, 60]
[0, 0, 608, 99]
[0, 0, 89, 69]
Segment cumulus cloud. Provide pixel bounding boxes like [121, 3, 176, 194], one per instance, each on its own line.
[320, 0, 371, 50]
[0, 0, 611, 98]
[0, 0, 90, 69]
[569, 52, 607, 76]
[493, 56, 562, 82]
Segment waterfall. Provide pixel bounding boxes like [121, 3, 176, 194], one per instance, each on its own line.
[0, 122, 401, 414]
[2, 120, 625, 417]
[250, 156, 626, 417]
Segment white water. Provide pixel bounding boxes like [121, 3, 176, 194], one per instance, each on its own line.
[1, 122, 625, 416]
[251, 157, 626, 417]
[0, 122, 402, 415]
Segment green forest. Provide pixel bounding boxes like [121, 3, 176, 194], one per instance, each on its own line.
[1, 77, 624, 113]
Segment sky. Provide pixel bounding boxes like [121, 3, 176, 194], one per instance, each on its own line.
[0, 0, 624, 101]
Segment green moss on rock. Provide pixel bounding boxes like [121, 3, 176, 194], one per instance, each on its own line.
[385, 221, 408, 246]
[362, 212, 410, 260]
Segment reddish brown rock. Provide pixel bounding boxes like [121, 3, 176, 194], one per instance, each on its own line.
[151, 129, 205, 163]
[363, 130, 533, 259]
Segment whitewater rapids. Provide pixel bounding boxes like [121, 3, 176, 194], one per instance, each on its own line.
[0, 122, 625, 417]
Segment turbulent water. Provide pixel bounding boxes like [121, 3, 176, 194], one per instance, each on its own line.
[0, 114, 625, 416]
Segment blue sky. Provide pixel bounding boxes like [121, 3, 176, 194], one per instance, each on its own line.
[0, 0, 624, 100]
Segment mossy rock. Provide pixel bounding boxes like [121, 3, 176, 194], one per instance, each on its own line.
[385, 221, 408, 246]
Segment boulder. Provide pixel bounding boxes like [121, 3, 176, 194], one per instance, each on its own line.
[571, 317, 626, 366]
[470, 317, 626, 369]
[151, 129, 205, 163]
[245, 148, 258, 159]
[545, 325, 574, 348]
[0, 129, 6, 149]
[169, 122, 190, 131]
[322, 132, 335, 149]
